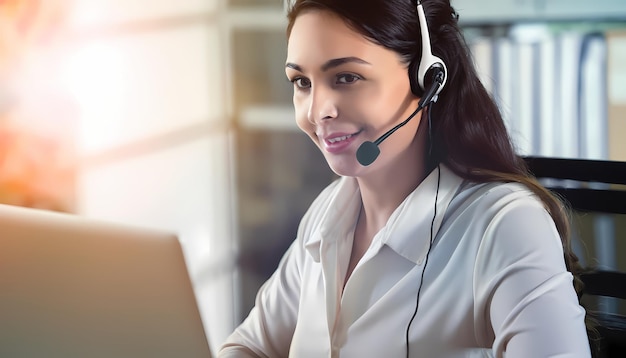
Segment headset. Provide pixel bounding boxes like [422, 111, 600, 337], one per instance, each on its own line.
[405, 1, 447, 357]
[411, 1, 448, 97]
[355, 0, 448, 167]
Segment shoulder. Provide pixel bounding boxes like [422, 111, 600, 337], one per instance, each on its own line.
[450, 180, 565, 267]
[443, 180, 559, 251]
[449, 180, 545, 221]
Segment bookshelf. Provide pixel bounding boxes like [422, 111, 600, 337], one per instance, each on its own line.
[454, 0, 626, 25]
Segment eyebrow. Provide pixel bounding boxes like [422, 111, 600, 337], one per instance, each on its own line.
[285, 56, 371, 72]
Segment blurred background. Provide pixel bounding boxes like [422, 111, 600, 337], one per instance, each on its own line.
[0, 0, 624, 354]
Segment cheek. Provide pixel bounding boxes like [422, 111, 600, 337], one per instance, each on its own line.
[296, 114, 319, 148]
[294, 99, 317, 140]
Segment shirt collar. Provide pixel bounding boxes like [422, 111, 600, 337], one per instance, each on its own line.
[382, 165, 464, 263]
[304, 165, 464, 264]
[304, 177, 361, 262]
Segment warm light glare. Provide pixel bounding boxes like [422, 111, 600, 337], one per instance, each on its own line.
[60, 42, 129, 153]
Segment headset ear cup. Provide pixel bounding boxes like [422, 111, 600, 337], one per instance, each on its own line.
[423, 65, 440, 90]
[408, 60, 422, 97]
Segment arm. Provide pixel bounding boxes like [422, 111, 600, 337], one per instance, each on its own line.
[474, 198, 591, 357]
[218, 238, 303, 358]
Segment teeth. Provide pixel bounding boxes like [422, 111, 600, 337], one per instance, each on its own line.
[328, 134, 353, 143]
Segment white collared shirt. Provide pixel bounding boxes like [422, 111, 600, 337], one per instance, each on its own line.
[219, 165, 591, 357]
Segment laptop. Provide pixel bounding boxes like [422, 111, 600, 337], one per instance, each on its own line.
[0, 203, 212, 358]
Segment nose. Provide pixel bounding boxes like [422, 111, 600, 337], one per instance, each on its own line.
[307, 85, 338, 124]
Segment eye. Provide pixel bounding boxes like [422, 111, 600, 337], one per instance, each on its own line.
[337, 73, 362, 85]
[291, 76, 311, 89]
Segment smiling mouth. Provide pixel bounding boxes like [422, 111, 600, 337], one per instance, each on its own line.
[327, 133, 356, 143]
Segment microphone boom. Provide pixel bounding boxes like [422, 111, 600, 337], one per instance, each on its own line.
[355, 70, 443, 166]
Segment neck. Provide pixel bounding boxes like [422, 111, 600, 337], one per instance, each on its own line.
[356, 119, 429, 232]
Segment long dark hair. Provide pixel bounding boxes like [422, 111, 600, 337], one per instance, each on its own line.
[286, 0, 588, 329]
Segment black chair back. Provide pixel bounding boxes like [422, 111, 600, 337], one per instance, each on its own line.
[525, 156, 626, 358]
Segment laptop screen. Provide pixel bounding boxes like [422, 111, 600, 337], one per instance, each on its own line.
[0, 204, 212, 358]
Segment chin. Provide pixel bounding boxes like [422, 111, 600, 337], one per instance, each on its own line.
[325, 155, 362, 177]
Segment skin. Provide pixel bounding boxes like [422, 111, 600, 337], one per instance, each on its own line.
[286, 9, 429, 285]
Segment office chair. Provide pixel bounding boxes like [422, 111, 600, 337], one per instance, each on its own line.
[524, 156, 626, 358]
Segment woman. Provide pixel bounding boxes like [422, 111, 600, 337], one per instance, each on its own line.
[219, 0, 592, 356]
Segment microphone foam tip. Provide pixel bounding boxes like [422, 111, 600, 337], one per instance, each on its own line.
[356, 141, 380, 166]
